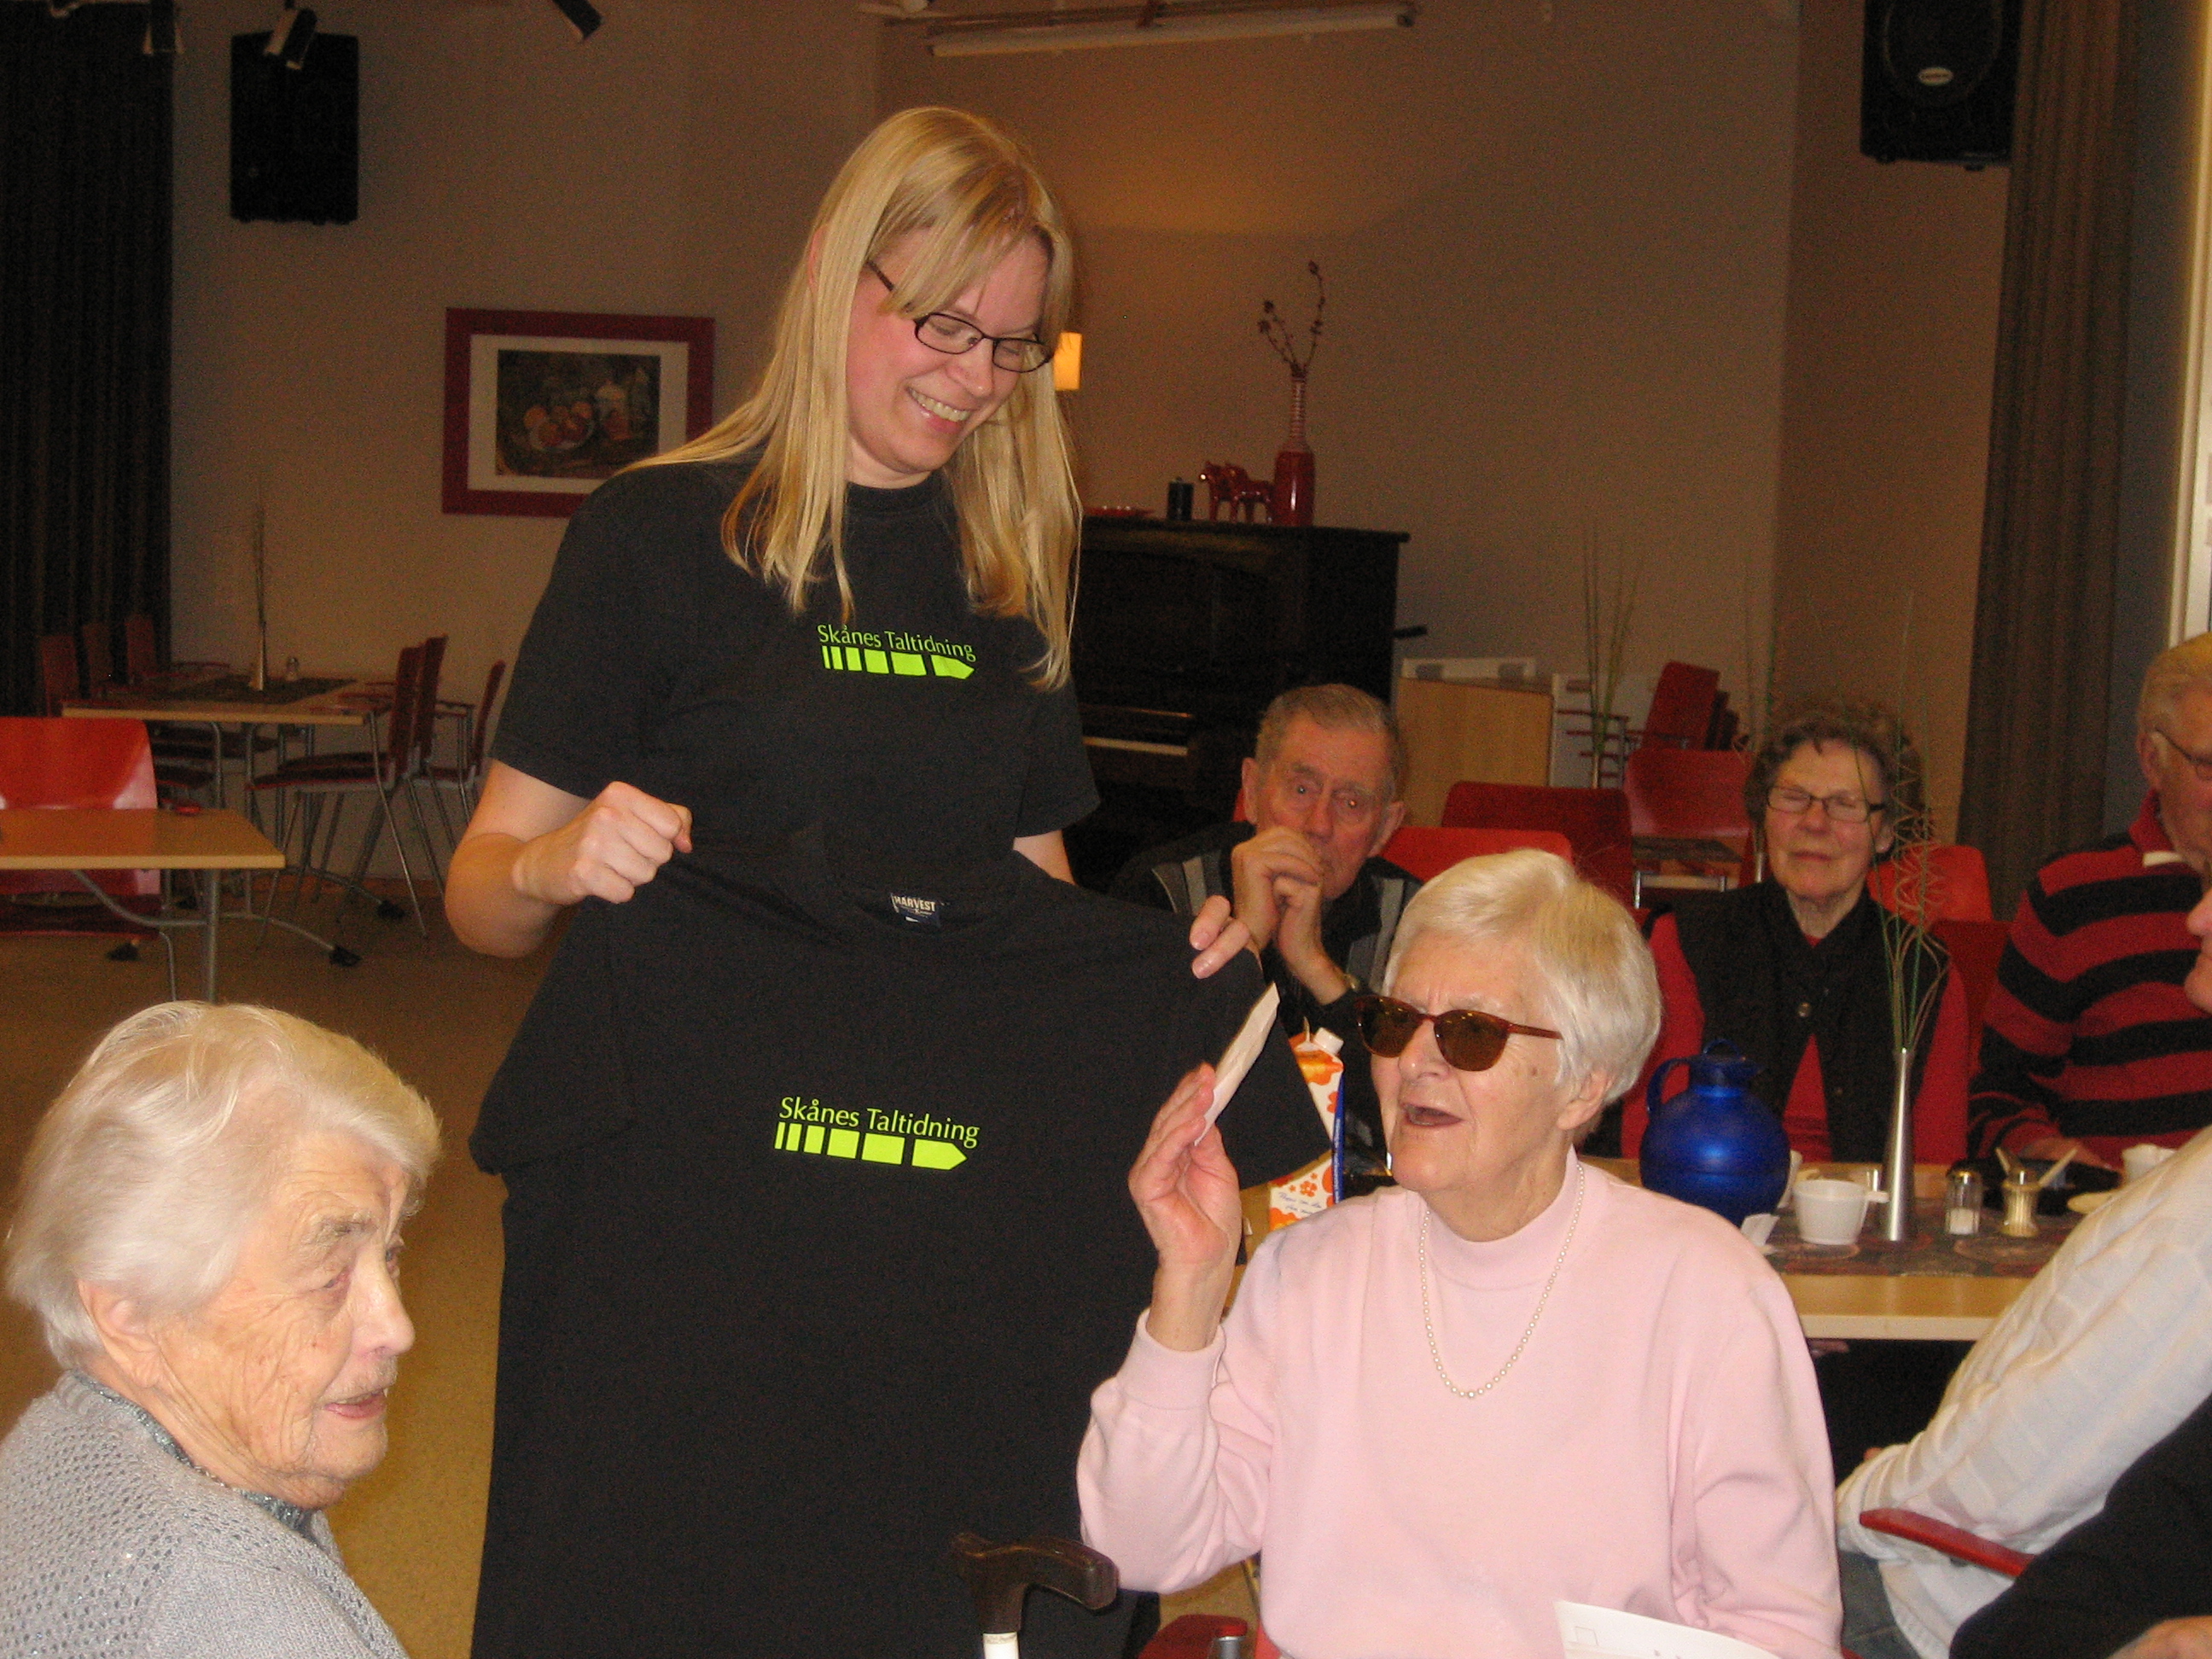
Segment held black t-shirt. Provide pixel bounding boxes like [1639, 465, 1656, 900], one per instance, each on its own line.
[469, 838, 1327, 1659]
[492, 458, 1098, 859]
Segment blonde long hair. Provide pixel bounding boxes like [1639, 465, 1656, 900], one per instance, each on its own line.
[644, 108, 1080, 687]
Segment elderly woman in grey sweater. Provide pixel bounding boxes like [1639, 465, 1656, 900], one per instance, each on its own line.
[0, 1002, 438, 1658]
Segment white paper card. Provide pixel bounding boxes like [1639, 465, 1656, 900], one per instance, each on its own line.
[1200, 984, 1281, 1138]
[1557, 1602, 1779, 1659]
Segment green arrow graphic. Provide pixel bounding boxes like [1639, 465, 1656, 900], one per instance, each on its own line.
[911, 1138, 966, 1170]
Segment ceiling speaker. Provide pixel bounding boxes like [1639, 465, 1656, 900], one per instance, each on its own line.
[1861, 0, 2023, 166]
[230, 30, 358, 224]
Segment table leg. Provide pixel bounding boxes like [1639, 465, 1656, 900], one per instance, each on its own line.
[201, 868, 222, 1002]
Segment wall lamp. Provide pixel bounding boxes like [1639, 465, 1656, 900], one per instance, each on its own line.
[905, 0, 1416, 58]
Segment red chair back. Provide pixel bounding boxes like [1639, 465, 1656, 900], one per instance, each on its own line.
[1623, 748, 1753, 838]
[1932, 917, 2010, 1036]
[381, 646, 425, 770]
[1382, 824, 1575, 881]
[0, 717, 160, 897]
[37, 634, 80, 716]
[468, 660, 507, 774]
[79, 620, 114, 691]
[1441, 782, 1636, 905]
[408, 636, 448, 771]
[1860, 1508, 2034, 1578]
[1640, 661, 1721, 750]
[124, 613, 159, 683]
[1870, 842, 1994, 923]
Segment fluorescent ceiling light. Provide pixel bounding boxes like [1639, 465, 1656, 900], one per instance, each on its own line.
[923, 2, 1415, 57]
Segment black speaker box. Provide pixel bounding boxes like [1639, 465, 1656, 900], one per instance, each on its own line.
[230, 31, 358, 224]
[1861, 0, 2023, 166]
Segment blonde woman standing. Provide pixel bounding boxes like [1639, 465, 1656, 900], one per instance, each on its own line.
[451, 109, 1313, 1659]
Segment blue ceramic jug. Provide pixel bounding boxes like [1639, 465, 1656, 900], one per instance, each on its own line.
[1640, 1039, 1791, 1225]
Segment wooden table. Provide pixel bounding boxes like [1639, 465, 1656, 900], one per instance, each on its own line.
[0, 808, 286, 1001]
[1247, 1161, 2057, 1343]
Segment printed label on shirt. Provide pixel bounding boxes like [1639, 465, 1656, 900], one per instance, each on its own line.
[888, 894, 942, 930]
[772, 1096, 977, 1171]
[816, 625, 976, 680]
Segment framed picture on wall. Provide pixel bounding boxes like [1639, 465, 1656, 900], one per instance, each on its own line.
[442, 308, 716, 516]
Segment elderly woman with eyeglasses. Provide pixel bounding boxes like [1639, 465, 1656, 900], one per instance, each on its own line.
[1080, 851, 1841, 1659]
[1619, 696, 1970, 1166]
[0, 1003, 437, 1658]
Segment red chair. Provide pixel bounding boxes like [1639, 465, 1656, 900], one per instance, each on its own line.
[121, 612, 229, 686]
[1860, 1507, 2034, 1578]
[1622, 748, 1753, 841]
[1382, 824, 1575, 881]
[1441, 782, 1636, 906]
[1869, 843, 1994, 923]
[37, 633, 79, 716]
[1933, 917, 2010, 1037]
[0, 718, 173, 981]
[422, 658, 506, 840]
[1635, 661, 1722, 751]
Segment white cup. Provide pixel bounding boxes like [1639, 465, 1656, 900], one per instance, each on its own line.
[1796, 1178, 1873, 1245]
[2122, 1144, 2176, 1185]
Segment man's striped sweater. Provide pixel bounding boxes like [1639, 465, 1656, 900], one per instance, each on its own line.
[1970, 793, 2212, 1161]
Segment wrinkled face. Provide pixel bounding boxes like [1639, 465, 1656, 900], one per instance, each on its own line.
[1762, 740, 1894, 918]
[2139, 684, 2212, 876]
[1243, 717, 1404, 900]
[1375, 937, 1584, 1202]
[843, 230, 1049, 490]
[143, 1132, 414, 1510]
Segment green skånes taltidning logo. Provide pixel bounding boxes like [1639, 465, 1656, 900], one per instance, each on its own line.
[773, 1095, 976, 1171]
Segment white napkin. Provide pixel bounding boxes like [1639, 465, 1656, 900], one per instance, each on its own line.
[1557, 1601, 1779, 1659]
[1199, 984, 1281, 1140]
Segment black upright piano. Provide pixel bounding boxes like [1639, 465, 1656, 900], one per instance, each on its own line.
[1066, 515, 1406, 889]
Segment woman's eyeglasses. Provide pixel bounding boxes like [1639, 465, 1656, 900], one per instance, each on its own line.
[864, 262, 1053, 374]
[1765, 785, 1884, 824]
[1351, 993, 1561, 1074]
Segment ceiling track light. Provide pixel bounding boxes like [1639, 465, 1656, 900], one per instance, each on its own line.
[265, 3, 317, 68]
[901, 0, 1417, 56]
[547, 0, 602, 42]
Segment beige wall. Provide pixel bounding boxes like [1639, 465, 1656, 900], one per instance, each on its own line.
[881, 1, 1801, 713]
[1768, 0, 2010, 838]
[170, 0, 877, 718]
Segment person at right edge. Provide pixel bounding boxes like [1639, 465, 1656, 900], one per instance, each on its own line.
[1969, 633, 2212, 1168]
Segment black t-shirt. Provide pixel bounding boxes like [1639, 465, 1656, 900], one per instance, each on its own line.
[492, 458, 1097, 859]
[470, 836, 1327, 1659]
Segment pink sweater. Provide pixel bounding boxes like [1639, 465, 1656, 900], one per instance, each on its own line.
[1080, 1163, 1840, 1659]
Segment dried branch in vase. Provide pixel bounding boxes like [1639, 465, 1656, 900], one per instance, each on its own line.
[1258, 260, 1326, 378]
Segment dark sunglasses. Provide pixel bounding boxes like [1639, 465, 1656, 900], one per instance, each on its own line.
[1351, 992, 1563, 1074]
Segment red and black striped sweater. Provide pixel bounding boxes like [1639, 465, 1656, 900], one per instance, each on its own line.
[1970, 793, 2212, 1161]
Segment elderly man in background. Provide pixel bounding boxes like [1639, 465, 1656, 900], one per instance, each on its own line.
[1112, 684, 1417, 1181]
[1970, 633, 2212, 1167]
[1834, 876, 2212, 1659]
[0, 1002, 438, 1658]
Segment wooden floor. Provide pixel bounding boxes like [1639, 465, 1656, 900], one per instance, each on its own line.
[0, 891, 1256, 1656]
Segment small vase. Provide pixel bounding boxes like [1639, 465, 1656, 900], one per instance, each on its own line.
[1878, 1043, 1915, 1243]
[1272, 372, 1315, 527]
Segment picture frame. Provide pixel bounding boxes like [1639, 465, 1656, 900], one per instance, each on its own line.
[442, 308, 716, 516]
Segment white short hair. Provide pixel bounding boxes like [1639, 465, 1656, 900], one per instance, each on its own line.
[1382, 849, 1661, 1097]
[6, 1003, 440, 1365]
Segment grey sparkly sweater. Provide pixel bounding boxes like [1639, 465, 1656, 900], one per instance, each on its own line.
[0, 1371, 410, 1658]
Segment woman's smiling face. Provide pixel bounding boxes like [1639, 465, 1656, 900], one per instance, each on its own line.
[843, 230, 1048, 489]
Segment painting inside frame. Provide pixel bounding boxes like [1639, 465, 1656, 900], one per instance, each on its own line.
[444, 310, 714, 516]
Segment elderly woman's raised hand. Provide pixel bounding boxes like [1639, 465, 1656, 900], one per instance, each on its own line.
[1129, 1065, 1246, 1352]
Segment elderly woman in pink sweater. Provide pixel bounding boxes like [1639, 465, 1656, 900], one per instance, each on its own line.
[1080, 850, 1841, 1659]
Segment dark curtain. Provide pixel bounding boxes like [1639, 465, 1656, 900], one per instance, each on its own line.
[1956, 0, 2140, 914]
[0, 3, 172, 715]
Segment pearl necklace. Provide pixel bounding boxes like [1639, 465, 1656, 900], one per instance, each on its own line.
[1417, 1163, 1586, 1400]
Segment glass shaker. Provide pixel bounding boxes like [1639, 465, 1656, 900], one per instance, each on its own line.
[1945, 1168, 1982, 1236]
